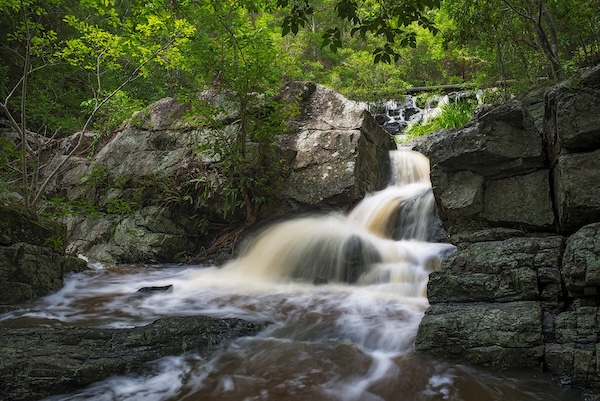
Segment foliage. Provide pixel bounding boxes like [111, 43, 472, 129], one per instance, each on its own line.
[441, 0, 600, 85]
[277, 0, 441, 63]
[194, 94, 296, 223]
[1, 0, 598, 222]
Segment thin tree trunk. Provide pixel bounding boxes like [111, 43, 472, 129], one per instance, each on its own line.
[19, 1, 30, 207]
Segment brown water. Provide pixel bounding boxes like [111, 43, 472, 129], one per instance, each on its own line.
[0, 150, 584, 400]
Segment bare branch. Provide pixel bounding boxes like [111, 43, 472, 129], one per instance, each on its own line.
[31, 37, 178, 206]
[500, 0, 533, 21]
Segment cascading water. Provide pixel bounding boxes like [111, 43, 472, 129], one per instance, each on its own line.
[0, 150, 582, 401]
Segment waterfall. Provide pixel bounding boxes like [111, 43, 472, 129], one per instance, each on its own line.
[1, 149, 575, 401]
[223, 149, 453, 295]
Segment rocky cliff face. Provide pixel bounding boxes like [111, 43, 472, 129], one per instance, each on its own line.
[45, 83, 393, 265]
[413, 65, 600, 391]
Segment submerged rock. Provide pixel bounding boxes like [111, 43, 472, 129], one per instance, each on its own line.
[0, 316, 266, 401]
[135, 284, 174, 295]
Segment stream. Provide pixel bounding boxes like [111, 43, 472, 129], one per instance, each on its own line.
[0, 150, 584, 400]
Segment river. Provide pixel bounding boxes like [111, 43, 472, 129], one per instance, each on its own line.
[0, 150, 583, 400]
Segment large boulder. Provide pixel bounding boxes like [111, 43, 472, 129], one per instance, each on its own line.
[415, 301, 544, 370]
[276, 82, 394, 205]
[545, 65, 600, 233]
[413, 98, 553, 234]
[44, 83, 393, 264]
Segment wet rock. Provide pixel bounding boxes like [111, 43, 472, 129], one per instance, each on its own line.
[135, 284, 174, 294]
[545, 343, 600, 389]
[414, 65, 600, 392]
[0, 205, 85, 308]
[562, 223, 600, 297]
[415, 301, 544, 370]
[0, 316, 267, 401]
[427, 236, 564, 303]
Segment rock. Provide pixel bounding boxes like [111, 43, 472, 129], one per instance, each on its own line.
[415, 99, 544, 180]
[40, 82, 394, 264]
[415, 301, 544, 370]
[0, 316, 266, 401]
[436, 170, 484, 219]
[554, 150, 600, 233]
[544, 65, 600, 159]
[483, 170, 554, 228]
[414, 65, 600, 392]
[131, 97, 193, 131]
[562, 223, 600, 297]
[276, 82, 394, 205]
[135, 284, 174, 294]
[0, 205, 84, 308]
[65, 206, 195, 265]
[0, 204, 65, 247]
[413, 98, 552, 233]
[545, 343, 600, 389]
[427, 236, 564, 303]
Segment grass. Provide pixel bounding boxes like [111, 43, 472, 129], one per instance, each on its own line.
[402, 99, 478, 142]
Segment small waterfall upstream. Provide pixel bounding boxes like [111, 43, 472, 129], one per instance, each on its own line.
[1, 150, 580, 400]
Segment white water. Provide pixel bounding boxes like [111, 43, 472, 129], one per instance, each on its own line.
[0, 150, 581, 400]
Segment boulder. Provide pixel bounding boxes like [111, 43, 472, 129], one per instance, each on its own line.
[544, 64, 600, 160]
[415, 99, 545, 180]
[415, 301, 544, 370]
[276, 82, 394, 205]
[483, 170, 554, 228]
[414, 65, 600, 392]
[43, 83, 394, 264]
[427, 236, 563, 304]
[554, 150, 600, 233]
[413, 98, 553, 233]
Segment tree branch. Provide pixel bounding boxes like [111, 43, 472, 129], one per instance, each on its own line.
[31, 37, 177, 207]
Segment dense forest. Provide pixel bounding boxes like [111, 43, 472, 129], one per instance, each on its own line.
[1, 0, 599, 210]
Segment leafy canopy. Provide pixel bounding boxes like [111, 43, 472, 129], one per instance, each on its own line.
[277, 0, 441, 62]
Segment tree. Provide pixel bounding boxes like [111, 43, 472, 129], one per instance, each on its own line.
[0, 0, 194, 209]
[498, 0, 563, 78]
[190, 0, 295, 226]
[441, 0, 600, 85]
[277, 0, 442, 62]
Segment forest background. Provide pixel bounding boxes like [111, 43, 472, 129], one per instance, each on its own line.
[1, 0, 599, 215]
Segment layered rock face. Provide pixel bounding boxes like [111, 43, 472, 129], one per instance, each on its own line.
[46, 83, 393, 264]
[413, 65, 600, 390]
[0, 205, 87, 310]
[0, 316, 265, 401]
